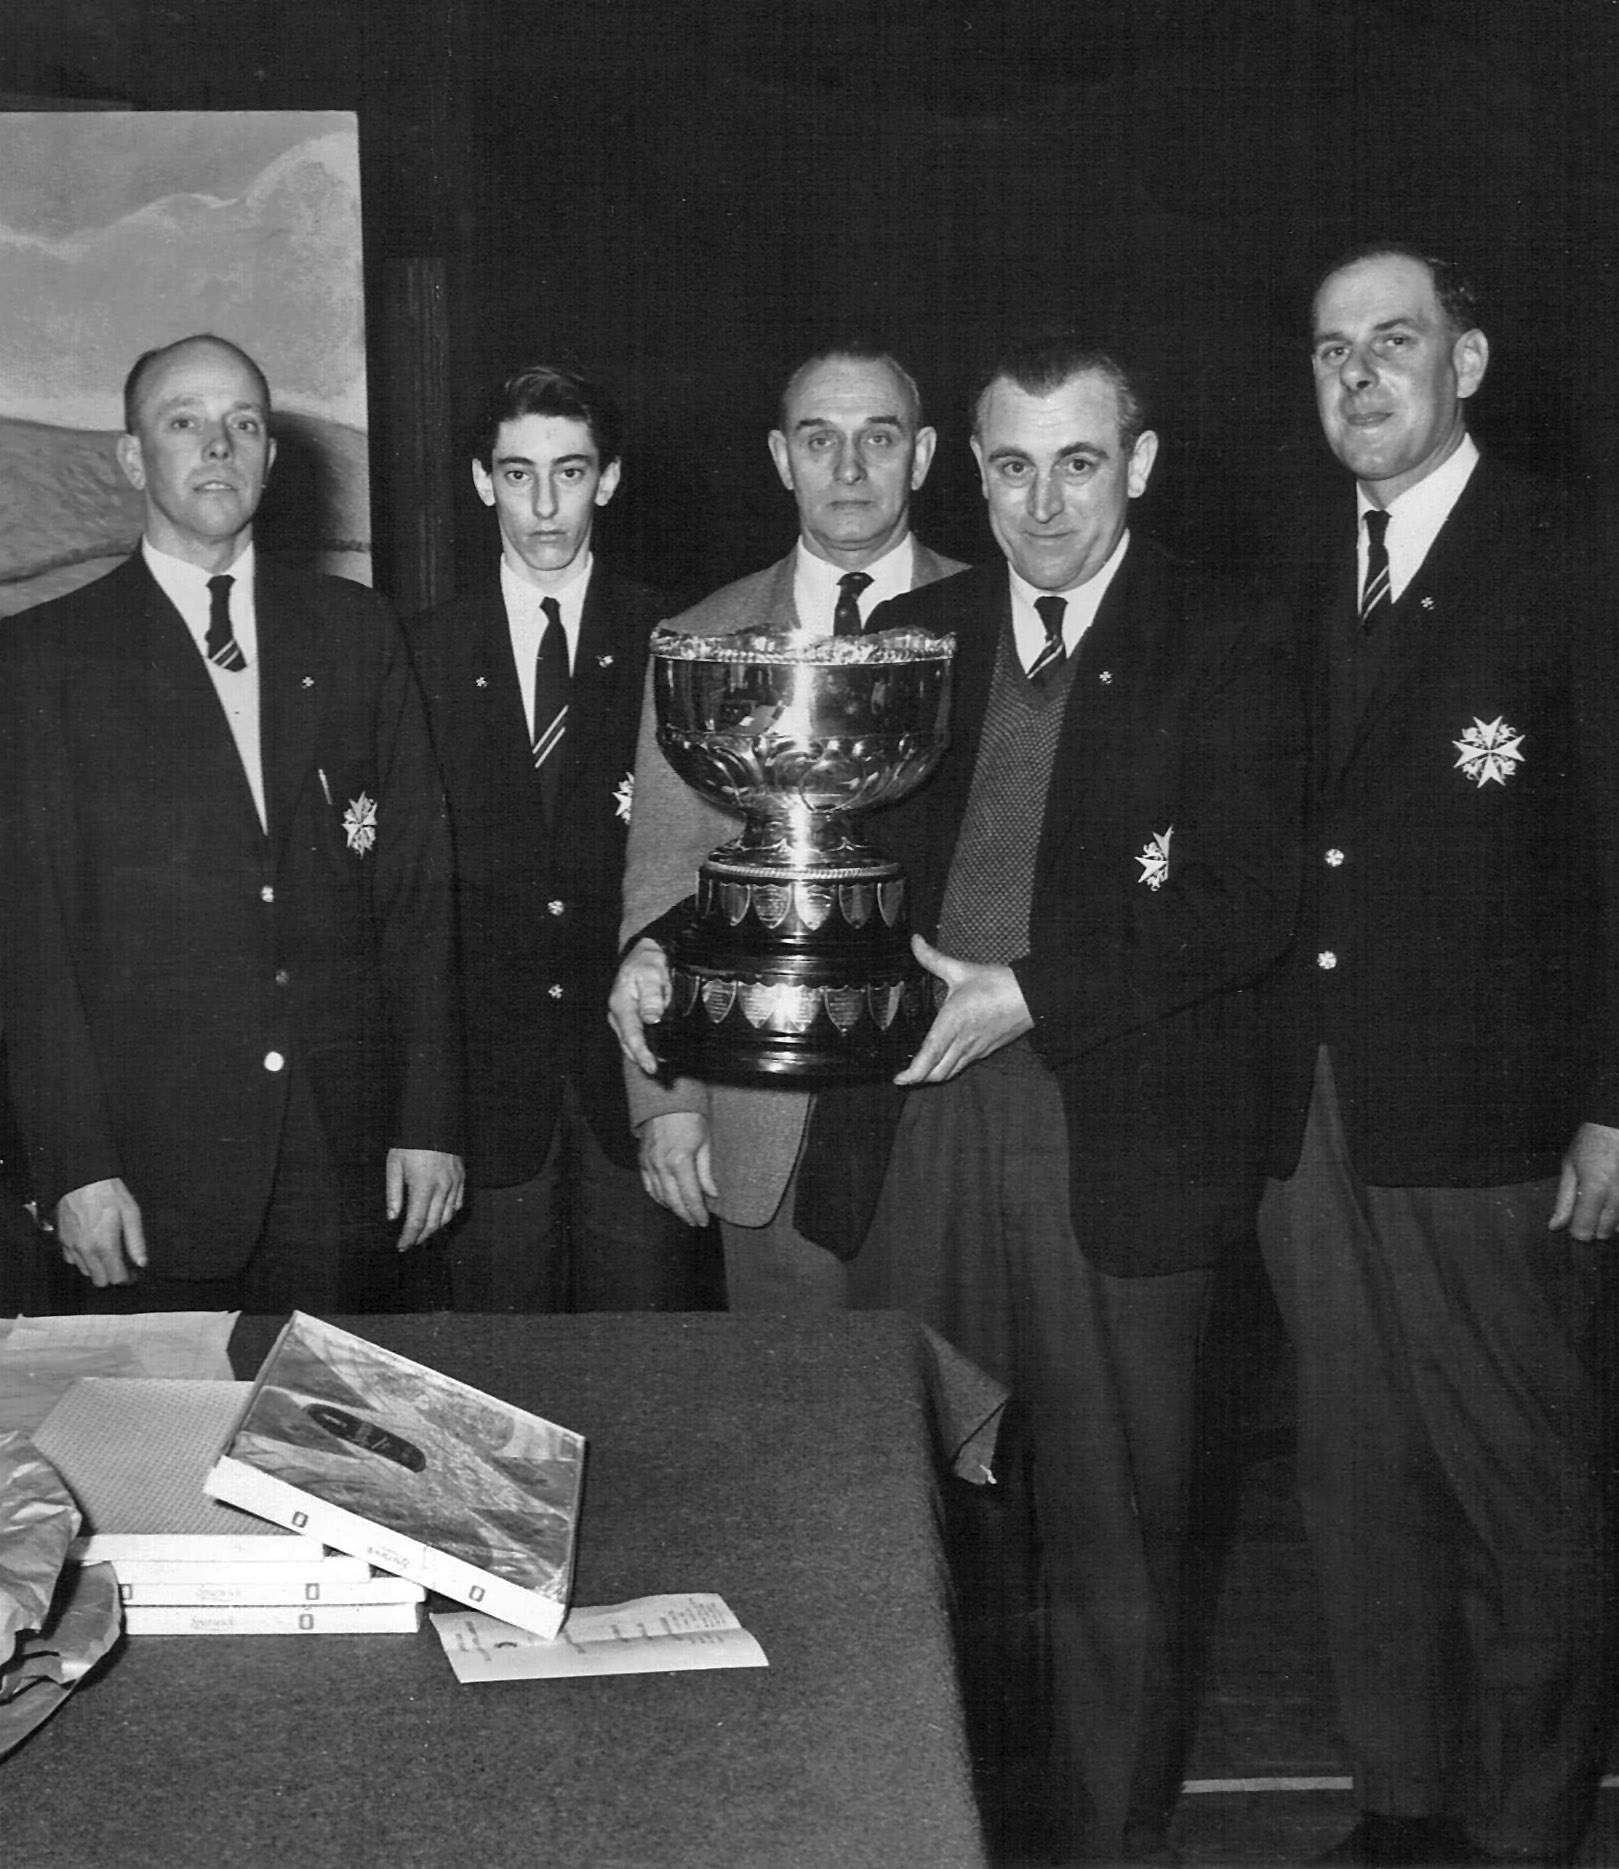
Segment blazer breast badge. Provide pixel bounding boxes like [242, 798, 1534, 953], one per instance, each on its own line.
[612, 772, 634, 825]
[1137, 826, 1173, 891]
[1452, 717, 1524, 789]
[343, 792, 378, 855]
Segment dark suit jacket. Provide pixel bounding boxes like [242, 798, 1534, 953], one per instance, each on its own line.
[798, 542, 1306, 1275]
[0, 553, 461, 1278]
[1266, 458, 1619, 1185]
[406, 566, 664, 1185]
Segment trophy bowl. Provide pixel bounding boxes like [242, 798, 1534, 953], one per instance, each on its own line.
[648, 623, 955, 1082]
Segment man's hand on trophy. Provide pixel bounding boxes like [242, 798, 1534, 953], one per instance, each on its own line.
[893, 935, 1034, 1087]
[639, 1111, 719, 1227]
[610, 937, 672, 1076]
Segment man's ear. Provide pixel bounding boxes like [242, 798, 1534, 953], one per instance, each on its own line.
[1126, 429, 1159, 501]
[594, 458, 623, 508]
[910, 426, 938, 489]
[1454, 328, 1489, 402]
[471, 458, 496, 508]
[115, 432, 145, 492]
[767, 429, 795, 493]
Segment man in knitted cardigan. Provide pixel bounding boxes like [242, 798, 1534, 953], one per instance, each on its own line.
[792, 339, 1304, 1863]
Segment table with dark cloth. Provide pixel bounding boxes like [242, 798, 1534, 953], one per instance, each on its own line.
[6, 1312, 990, 1869]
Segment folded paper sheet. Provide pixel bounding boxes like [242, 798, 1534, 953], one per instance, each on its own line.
[431, 1593, 767, 1683]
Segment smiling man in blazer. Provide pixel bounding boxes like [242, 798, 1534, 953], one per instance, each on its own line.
[407, 366, 699, 1311]
[0, 334, 463, 1312]
[609, 345, 962, 1311]
[792, 338, 1304, 1863]
[1258, 245, 1617, 1869]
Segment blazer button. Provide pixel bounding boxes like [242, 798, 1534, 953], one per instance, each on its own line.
[1316, 951, 1338, 970]
[260, 885, 275, 903]
[1324, 848, 1345, 867]
[548, 984, 564, 999]
[264, 1050, 286, 1072]
[274, 969, 290, 988]
[548, 900, 566, 916]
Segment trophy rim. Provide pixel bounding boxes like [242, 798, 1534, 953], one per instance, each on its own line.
[651, 623, 956, 666]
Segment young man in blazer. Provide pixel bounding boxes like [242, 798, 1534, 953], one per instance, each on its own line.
[609, 346, 962, 1310]
[794, 340, 1305, 1863]
[0, 335, 463, 1312]
[1259, 246, 1617, 1868]
[408, 366, 699, 1311]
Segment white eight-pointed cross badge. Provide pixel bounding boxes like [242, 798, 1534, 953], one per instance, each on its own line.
[1453, 717, 1524, 789]
[1137, 827, 1173, 891]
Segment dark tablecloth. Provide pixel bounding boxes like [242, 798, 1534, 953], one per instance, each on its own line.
[6, 1311, 988, 1869]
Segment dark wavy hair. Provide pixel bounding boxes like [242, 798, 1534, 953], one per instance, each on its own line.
[972, 337, 1150, 451]
[469, 365, 623, 468]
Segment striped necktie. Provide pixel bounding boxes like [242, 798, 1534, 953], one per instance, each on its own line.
[532, 596, 570, 808]
[1027, 594, 1067, 685]
[1359, 508, 1392, 634]
[205, 574, 247, 671]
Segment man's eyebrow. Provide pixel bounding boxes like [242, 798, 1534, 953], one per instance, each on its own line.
[983, 441, 1106, 464]
[491, 451, 593, 468]
[1314, 315, 1421, 346]
[157, 394, 263, 413]
[792, 413, 905, 432]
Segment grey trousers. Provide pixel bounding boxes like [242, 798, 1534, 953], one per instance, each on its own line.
[853, 1041, 1213, 1861]
[1259, 1049, 1613, 1858]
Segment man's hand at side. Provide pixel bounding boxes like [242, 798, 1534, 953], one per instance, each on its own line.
[55, 1177, 146, 1286]
[387, 1148, 465, 1251]
[609, 937, 671, 1078]
[894, 934, 1034, 1086]
[639, 1111, 717, 1228]
[1549, 1121, 1619, 1241]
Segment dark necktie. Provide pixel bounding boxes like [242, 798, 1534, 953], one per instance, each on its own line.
[205, 573, 247, 671]
[532, 596, 571, 811]
[1359, 508, 1392, 634]
[1028, 593, 1067, 684]
[832, 570, 873, 636]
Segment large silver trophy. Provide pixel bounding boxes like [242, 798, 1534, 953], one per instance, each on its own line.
[649, 621, 956, 1081]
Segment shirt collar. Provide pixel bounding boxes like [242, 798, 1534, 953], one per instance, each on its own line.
[500, 552, 593, 618]
[792, 533, 915, 630]
[142, 536, 255, 600]
[1356, 434, 1479, 588]
[1007, 529, 1131, 648]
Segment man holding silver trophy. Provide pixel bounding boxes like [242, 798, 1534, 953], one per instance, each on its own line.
[609, 345, 962, 1311]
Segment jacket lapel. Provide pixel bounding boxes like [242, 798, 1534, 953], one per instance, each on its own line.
[1332, 464, 1507, 787]
[257, 561, 330, 864]
[927, 564, 1005, 838]
[1042, 540, 1157, 845]
[124, 557, 267, 839]
[552, 568, 631, 811]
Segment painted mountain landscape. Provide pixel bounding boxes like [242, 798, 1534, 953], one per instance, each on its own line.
[0, 111, 370, 618]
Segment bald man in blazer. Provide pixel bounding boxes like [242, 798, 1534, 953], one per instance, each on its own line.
[0, 335, 462, 1312]
[610, 347, 962, 1309]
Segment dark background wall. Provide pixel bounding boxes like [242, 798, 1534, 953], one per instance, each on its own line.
[5, 0, 1615, 610]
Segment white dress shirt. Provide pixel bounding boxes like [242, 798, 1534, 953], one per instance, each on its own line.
[1356, 433, 1479, 603]
[501, 554, 591, 739]
[791, 534, 916, 636]
[143, 538, 266, 831]
[1008, 530, 1132, 675]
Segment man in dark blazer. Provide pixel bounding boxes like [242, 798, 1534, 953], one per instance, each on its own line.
[0, 334, 463, 1312]
[793, 340, 1304, 1864]
[408, 366, 698, 1311]
[1259, 246, 1617, 1868]
[609, 346, 961, 1310]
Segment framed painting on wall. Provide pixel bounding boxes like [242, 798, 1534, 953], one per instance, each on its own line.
[0, 109, 369, 619]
